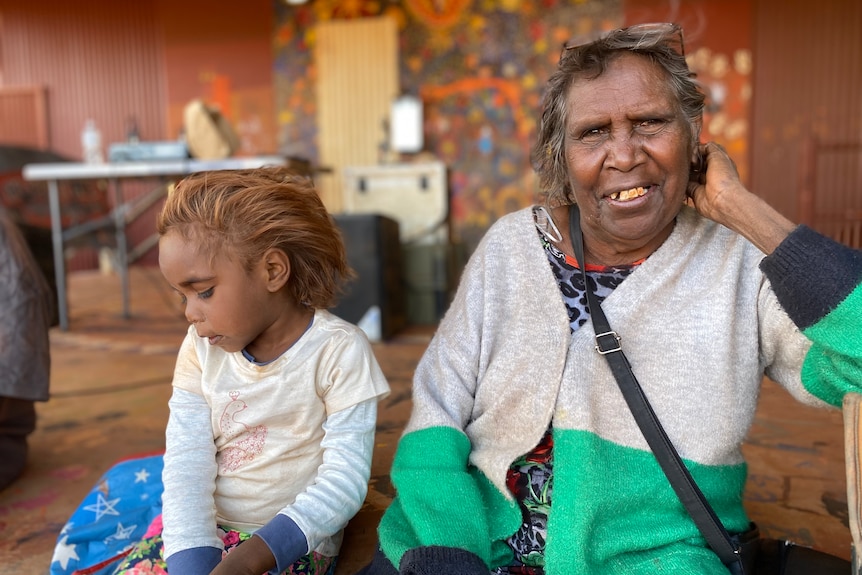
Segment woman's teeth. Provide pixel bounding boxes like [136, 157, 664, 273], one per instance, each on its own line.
[610, 186, 646, 201]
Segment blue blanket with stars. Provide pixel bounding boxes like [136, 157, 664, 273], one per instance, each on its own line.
[50, 453, 164, 575]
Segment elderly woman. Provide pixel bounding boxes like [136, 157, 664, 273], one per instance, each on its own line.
[357, 23, 862, 574]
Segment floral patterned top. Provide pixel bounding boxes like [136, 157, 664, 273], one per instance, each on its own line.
[492, 214, 640, 574]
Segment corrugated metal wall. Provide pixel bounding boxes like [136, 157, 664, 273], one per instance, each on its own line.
[751, 0, 862, 243]
[156, 0, 276, 156]
[0, 0, 276, 271]
[0, 86, 49, 148]
[0, 1, 168, 270]
[0, 1, 167, 160]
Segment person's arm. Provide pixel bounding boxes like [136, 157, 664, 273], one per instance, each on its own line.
[687, 141, 795, 255]
[162, 386, 223, 575]
[211, 400, 378, 575]
[759, 224, 862, 405]
[379, 426, 511, 575]
[689, 142, 862, 405]
[374, 243, 523, 574]
[206, 533, 274, 575]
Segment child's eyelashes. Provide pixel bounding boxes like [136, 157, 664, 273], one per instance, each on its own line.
[176, 287, 213, 304]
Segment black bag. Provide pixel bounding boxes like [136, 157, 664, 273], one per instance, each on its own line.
[731, 524, 850, 574]
[568, 204, 851, 574]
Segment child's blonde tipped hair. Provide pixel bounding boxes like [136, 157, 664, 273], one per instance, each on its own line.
[158, 166, 354, 309]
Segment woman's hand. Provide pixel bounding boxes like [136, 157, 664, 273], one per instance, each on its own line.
[208, 534, 276, 575]
[686, 142, 748, 226]
[686, 141, 796, 255]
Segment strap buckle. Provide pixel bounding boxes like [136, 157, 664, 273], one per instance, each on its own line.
[595, 330, 622, 355]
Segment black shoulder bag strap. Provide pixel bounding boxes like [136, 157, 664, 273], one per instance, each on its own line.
[567, 204, 746, 574]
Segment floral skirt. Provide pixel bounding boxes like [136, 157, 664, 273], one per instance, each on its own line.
[112, 514, 336, 575]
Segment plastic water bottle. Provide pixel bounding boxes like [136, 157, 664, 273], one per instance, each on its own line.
[126, 116, 140, 144]
[81, 119, 104, 164]
[357, 305, 382, 342]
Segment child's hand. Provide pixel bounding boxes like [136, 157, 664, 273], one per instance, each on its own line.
[209, 534, 275, 575]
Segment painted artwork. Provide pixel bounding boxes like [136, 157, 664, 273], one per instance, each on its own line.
[273, 0, 749, 252]
[274, 0, 621, 251]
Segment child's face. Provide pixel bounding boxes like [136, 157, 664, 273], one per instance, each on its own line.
[159, 230, 274, 353]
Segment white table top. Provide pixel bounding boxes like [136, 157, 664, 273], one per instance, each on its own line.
[22, 155, 286, 181]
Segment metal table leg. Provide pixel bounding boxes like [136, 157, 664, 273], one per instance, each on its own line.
[111, 178, 131, 319]
[46, 179, 68, 331]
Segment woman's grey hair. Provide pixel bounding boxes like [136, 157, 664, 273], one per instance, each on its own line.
[531, 23, 706, 206]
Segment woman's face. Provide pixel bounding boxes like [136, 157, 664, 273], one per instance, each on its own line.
[564, 52, 695, 261]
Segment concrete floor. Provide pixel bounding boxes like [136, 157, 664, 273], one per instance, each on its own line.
[0, 266, 853, 574]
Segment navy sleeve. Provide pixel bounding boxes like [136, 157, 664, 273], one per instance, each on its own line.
[760, 224, 862, 329]
[255, 513, 308, 574]
[165, 546, 222, 575]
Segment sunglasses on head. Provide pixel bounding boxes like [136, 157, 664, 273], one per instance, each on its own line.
[561, 22, 685, 61]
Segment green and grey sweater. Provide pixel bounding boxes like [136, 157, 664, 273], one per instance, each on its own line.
[372, 205, 862, 575]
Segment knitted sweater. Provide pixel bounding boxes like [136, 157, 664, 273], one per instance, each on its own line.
[374, 205, 862, 575]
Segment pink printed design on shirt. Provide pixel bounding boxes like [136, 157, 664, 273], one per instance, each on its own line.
[218, 390, 268, 473]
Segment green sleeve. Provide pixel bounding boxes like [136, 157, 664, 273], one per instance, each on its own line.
[377, 426, 519, 569]
[801, 284, 862, 405]
[760, 226, 862, 405]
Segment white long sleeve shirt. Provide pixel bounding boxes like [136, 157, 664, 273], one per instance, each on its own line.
[162, 309, 390, 568]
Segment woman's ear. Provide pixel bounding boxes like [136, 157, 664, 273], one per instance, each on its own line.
[691, 117, 703, 151]
[262, 248, 290, 292]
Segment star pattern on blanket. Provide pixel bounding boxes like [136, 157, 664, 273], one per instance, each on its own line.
[50, 454, 164, 575]
[83, 492, 121, 521]
[104, 521, 137, 544]
[52, 535, 80, 570]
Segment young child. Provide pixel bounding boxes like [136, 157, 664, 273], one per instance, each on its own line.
[116, 167, 390, 575]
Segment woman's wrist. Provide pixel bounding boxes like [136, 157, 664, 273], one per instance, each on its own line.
[713, 187, 796, 254]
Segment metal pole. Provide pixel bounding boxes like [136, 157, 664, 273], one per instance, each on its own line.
[46, 179, 68, 331]
[112, 178, 131, 319]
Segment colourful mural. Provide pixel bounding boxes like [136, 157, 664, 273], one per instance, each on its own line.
[273, 0, 751, 252]
[274, 0, 622, 251]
